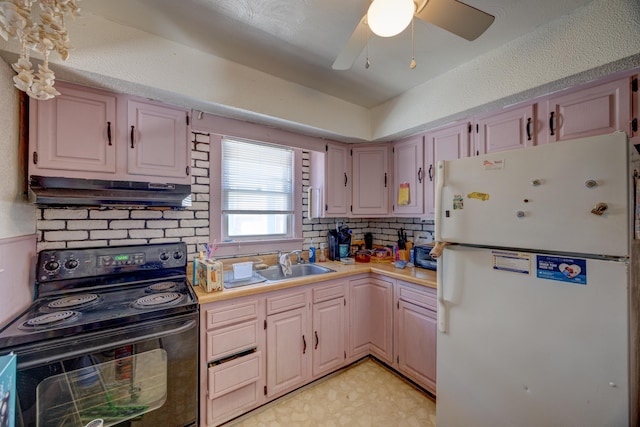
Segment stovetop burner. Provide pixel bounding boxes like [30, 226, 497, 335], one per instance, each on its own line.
[146, 281, 179, 292]
[44, 293, 102, 311]
[133, 292, 184, 309]
[19, 311, 80, 330]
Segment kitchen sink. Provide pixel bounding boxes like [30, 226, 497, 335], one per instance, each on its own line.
[256, 263, 335, 282]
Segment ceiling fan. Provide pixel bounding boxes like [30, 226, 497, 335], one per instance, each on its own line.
[332, 0, 495, 70]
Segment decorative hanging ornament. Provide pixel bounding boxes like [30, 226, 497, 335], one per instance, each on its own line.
[0, 0, 81, 99]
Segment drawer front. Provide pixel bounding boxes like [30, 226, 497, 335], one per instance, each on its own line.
[266, 289, 307, 315]
[206, 299, 260, 330]
[312, 281, 346, 303]
[206, 320, 260, 362]
[206, 382, 261, 426]
[208, 350, 262, 399]
[397, 283, 436, 310]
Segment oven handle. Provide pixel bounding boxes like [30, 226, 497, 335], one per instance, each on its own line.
[19, 319, 197, 369]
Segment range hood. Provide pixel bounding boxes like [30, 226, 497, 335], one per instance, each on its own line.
[29, 176, 192, 208]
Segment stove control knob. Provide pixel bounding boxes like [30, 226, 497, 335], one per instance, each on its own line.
[44, 260, 60, 272]
[159, 252, 170, 262]
[173, 251, 184, 260]
[64, 259, 79, 270]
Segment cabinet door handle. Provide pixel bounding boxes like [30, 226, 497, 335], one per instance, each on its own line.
[107, 121, 112, 146]
[302, 335, 307, 354]
[549, 112, 555, 136]
[417, 167, 422, 184]
[314, 331, 319, 349]
[344, 173, 348, 187]
[384, 172, 387, 188]
[526, 117, 532, 141]
[130, 125, 135, 148]
[428, 164, 433, 182]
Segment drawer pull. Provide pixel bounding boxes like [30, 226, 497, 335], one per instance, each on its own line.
[208, 347, 257, 367]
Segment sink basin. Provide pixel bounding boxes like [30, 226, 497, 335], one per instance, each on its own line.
[223, 271, 266, 289]
[256, 263, 335, 282]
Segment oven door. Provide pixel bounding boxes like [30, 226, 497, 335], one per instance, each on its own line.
[13, 312, 198, 427]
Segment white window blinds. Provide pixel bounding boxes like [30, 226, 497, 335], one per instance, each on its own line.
[222, 137, 294, 239]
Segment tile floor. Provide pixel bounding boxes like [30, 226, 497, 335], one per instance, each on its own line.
[225, 358, 436, 426]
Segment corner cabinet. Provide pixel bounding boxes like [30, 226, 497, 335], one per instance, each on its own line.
[351, 145, 390, 216]
[394, 280, 437, 395]
[348, 275, 393, 365]
[29, 82, 191, 185]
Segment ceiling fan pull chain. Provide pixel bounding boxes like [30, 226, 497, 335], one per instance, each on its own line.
[410, 17, 417, 69]
[365, 23, 371, 69]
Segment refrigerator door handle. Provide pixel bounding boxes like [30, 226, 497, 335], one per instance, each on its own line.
[434, 160, 445, 242]
[437, 253, 447, 333]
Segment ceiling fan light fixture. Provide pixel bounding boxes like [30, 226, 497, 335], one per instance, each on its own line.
[367, 0, 415, 38]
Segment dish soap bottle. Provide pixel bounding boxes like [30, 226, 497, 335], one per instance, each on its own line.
[309, 239, 316, 263]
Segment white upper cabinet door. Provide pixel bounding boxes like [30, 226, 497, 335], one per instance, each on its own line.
[393, 136, 425, 216]
[324, 143, 351, 217]
[475, 103, 537, 155]
[542, 76, 631, 144]
[351, 145, 389, 216]
[127, 99, 191, 184]
[30, 82, 117, 176]
[424, 121, 471, 219]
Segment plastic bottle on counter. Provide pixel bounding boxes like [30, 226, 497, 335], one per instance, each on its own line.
[309, 239, 316, 263]
[319, 242, 326, 262]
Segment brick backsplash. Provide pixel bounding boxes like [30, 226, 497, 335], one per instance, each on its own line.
[35, 133, 434, 258]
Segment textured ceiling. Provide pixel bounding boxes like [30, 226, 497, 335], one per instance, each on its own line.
[80, 0, 596, 108]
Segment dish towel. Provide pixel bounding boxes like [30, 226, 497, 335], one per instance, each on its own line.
[279, 254, 292, 275]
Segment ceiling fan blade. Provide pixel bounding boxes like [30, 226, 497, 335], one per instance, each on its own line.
[416, 0, 495, 41]
[332, 15, 368, 70]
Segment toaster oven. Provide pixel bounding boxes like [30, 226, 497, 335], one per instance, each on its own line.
[413, 244, 438, 270]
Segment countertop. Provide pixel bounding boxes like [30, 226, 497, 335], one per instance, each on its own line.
[194, 261, 437, 304]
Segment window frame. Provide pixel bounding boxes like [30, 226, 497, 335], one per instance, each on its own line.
[210, 134, 303, 257]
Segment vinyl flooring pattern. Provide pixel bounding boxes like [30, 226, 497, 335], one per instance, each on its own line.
[226, 358, 437, 427]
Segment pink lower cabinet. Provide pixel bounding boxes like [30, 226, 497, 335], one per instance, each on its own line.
[348, 275, 393, 364]
[311, 281, 347, 378]
[200, 297, 266, 426]
[265, 289, 311, 398]
[394, 280, 437, 395]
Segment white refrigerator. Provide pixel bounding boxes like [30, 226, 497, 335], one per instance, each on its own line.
[434, 131, 639, 427]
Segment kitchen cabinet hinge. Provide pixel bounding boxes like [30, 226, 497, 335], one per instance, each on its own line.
[344, 351, 346, 359]
[397, 356, 400, 364]
[632, 118, 638, 133]
[343, 299, 346, 306]
[264, 320, 267, 330]
[325, 144, 328, 152]
[186, 115, 190, 125]
[32, 151, 38, 165]
[264, 385, 267, 396]
[632, 77, 638, 92]
[397, 301, 399, 309]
